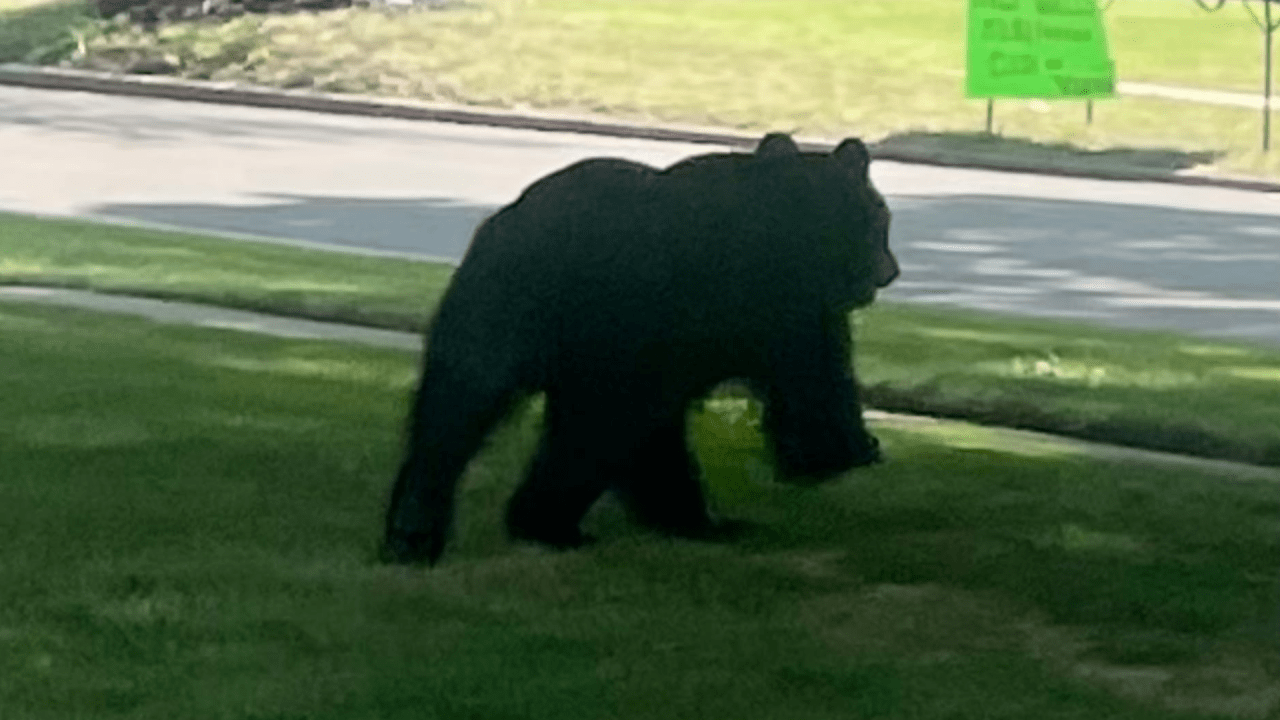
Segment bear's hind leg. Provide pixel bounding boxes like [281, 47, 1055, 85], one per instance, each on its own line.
[610, 417, 715, 539]
[505, 405, 610, 550]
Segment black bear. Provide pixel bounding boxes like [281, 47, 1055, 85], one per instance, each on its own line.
[381, 133, 898, 565]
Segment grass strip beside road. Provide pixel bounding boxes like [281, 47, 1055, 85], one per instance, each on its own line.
[5, 211, 1280, 469]
[0, 213, 454, 329]
[8, 0, 1280, 179]
[857, 303, 1280, 468]
[1, 301, 1277, 718]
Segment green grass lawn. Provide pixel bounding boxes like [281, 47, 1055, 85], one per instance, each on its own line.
[6, 211, 1280, 468]
[7, 0, 1280, 178]
[0, 0, 93, 63]
[857, 303, 1280, 467]
[1, 300, 1277, 718]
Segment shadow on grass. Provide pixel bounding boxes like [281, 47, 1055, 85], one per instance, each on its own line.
[873, 131, 1228, 183]
[445, 394, 1280, 668]
[0, 0, 96, 63]
[686, 405, 1280, 660]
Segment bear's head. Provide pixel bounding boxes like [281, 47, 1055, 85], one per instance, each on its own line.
[754, 133, 899, 310]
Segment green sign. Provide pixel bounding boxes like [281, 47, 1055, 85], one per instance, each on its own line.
[967, 0, 1115, 99]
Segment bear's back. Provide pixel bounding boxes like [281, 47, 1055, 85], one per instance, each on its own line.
[466, 150, 844, 313]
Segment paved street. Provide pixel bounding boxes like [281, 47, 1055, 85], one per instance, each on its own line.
[3, 84, 1279, 345]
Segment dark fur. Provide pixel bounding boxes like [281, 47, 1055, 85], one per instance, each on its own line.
[381, 133, 898, 565]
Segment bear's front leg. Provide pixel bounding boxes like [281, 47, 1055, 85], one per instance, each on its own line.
[764, 375, 881, 482]
[760, 319, 881, 483]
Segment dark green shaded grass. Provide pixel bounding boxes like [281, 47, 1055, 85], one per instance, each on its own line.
[5, 211, 1280, 469]
[1, 302, 1277, 717]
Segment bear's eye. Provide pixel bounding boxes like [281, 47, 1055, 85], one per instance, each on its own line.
[864, 190, 889, 224]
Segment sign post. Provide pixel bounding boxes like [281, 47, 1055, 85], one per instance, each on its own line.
[1238, 0, 1280, 152]
[966, 0, 1116, 130]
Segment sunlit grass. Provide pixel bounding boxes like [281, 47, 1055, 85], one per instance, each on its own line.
[1107, 0, 1274, 93]
[1217, 365, 1280, 382]
[0, 212, 453, 327]
[0, 0, 93, 66]
[857, 301, 1280, 466]
[873, 417, 1080, 460]
[5, 0, 1279, 176]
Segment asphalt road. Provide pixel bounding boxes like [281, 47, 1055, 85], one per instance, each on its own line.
[3, 84, 1280, 346]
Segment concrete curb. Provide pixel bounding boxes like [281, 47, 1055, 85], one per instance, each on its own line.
[3, 284, 1279, 484]
[5, 63, 1280, 194]
[0, 63, 762, 146]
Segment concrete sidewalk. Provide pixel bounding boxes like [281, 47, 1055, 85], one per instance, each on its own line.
[0, 285, 421, 350]
[1119, 80, 1276, 111]
[4, 284, 1278, 484]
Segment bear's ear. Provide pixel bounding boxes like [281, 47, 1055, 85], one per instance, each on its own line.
[833, 137, 871, 178]
[755, 133, 800, 159]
